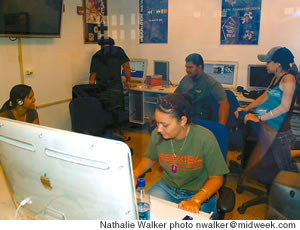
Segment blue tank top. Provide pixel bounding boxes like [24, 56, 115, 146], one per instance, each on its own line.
[255, 74, 287, 130]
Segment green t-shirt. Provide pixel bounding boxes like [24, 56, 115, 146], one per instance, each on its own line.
[144, 124, 229, 192]
[175, 72, 227, 118]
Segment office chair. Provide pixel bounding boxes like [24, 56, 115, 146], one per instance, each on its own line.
[208, 90, 244, 151]
[72, 84, 131, 140]
[69, 96, 113, 137]
[225, 89, 244, 151]
[192, 119, 236, 219]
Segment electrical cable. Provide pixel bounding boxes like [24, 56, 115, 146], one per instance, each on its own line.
[15, 197, 32, 220]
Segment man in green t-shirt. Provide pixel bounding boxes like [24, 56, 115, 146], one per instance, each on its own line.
[175, 53, 229, 125]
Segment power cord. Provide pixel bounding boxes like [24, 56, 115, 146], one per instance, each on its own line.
[15, 197, 32, 220]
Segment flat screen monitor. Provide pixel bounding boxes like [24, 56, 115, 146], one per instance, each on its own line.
[154, 60, 169, 88]
[247, 64, 274, 90]
[0, 0, 63, 38]
[0, 117, 138, 220]
[122, 59, 147, 83]
[204, 61, 238, 89]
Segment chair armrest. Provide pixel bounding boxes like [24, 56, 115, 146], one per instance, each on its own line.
[217, 186, 235, 213]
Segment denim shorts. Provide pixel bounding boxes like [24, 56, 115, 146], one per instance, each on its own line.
[148, 180, 218, 219]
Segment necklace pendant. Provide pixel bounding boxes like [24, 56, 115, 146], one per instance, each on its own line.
[171, 164, 177, 174]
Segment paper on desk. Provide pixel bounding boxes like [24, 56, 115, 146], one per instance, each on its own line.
[150, 196, 212, 220]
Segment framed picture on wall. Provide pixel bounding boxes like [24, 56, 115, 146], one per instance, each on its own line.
[83, 0, 107, 43]
[220, 0, 261, 45]
[139, 0, 168, 44]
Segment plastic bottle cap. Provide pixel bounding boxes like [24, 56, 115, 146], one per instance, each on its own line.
[137, 177, 145, 187]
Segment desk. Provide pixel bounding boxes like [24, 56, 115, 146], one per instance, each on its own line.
[128, 84, 176, 124]
[151, 196, 211, 220]
[128, 85, 254, 124]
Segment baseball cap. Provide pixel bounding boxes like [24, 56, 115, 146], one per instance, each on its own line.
[257, 46, 282, 62]
[271, 47, 294, 65]
[257, 47, 294, 65]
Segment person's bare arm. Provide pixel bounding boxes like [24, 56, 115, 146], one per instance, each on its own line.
[178, 175, 223, 213]
[218, 99, 229, 125]
[89, 72, 96, 84]
[133, 157, 155, 185]
[122, 62, 131, 90]
[260, 74, 296, 121]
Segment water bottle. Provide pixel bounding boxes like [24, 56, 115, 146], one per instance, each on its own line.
[136, 177, 150, 220]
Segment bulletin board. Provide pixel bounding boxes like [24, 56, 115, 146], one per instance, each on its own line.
[84, 0, 107, 43]
[220, 0, 262, 45]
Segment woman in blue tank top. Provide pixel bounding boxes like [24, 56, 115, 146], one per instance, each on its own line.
[235, 47, 298, 174]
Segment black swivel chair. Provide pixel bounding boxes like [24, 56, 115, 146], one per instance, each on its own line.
[208, 90, 244, 150]
[71, 84, 130, 140]
[192, 119, 236, 219]
[69, 96, 113, 137]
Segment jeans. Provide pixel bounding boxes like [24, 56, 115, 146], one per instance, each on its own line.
[270, 130, 298, 173]
[148, 180, 218, 219]
[239, 111, 298, 174]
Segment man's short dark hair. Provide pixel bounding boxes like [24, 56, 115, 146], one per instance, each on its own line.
[185, 53, 204, 69]
[98, 36, 115, 47]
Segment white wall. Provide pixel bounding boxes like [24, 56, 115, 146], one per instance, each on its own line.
[0, 0, 100, 130]
[1, 0, 300, 130]
[109, 0, 300, 86]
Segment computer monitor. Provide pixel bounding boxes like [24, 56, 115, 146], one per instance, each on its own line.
[122, 59, 147, 83]
[0, 117, 138, 220]
[154, 60, 169, 88]
[204, 61, 238, 89]
[247, 64, 274, 91]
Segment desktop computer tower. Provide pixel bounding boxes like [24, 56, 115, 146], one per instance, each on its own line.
[265, 171, 300, 220]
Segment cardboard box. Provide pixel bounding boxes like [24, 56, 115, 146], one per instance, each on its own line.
[145, 75, 162, 88]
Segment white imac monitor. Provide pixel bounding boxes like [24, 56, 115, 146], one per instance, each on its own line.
[247, 64, 274, 91]
[154, 60, 169, 88]
[204, 61, 238, 89]
[0, 117, 138, 220]
[123, 58, 147, 83]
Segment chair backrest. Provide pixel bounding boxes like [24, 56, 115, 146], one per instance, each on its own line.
[225, 90, 240, 127]
[225, 89, 245, 150]
[192, 119, 228, 162]
[72, 84, 100, 100]
[69, 97, 112, 136]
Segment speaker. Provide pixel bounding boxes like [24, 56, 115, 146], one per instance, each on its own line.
[265, 171, 300, 220]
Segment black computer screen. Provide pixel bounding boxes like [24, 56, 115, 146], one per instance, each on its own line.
[154, 61, 169, 83]
[247, 65, 274, 90]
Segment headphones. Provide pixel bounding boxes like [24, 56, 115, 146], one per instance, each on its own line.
[17, 99, 24, 106]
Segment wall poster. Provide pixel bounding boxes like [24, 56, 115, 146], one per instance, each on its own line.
[84, 0, 107, 43]
[220, 0, 261, 45]
[139, 0, 168, 44]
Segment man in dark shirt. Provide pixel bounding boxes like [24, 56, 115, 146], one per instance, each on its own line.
[89, 36, 131, 111]
[89, 37, 131, 132]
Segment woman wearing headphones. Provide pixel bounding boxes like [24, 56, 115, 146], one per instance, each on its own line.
[0, 84, 39, 124]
